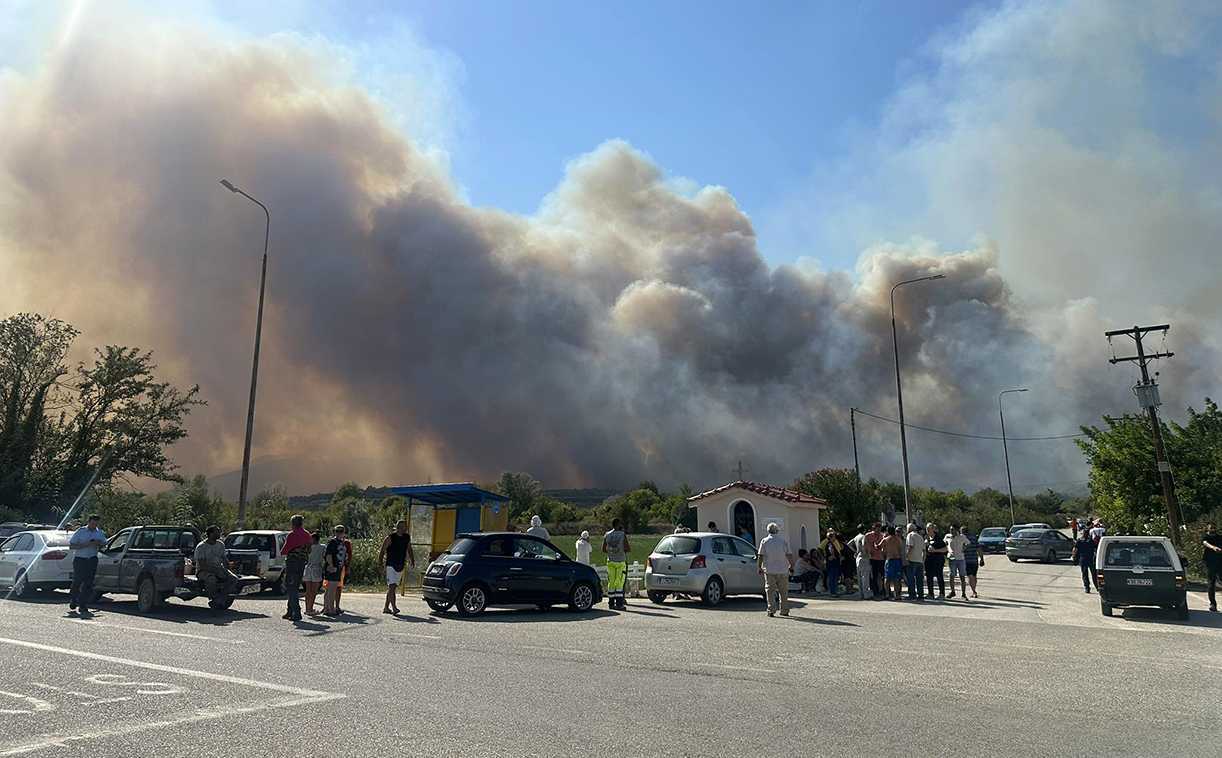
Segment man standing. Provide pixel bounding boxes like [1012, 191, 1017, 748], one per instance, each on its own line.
[904, 523, 926, 601]
[850, 524, 872, 600]
[574, 531, 593, 565]
[68, 514, 106, 616]
[963, 529, 984, 598]
[527, 515, 550, 540]
[880, 525, 905, 600]
[322, 525, 349, 617]
[946, 526, 969, 599]
[757, 522, 794, 617]
[378, 520, 415, 615]
[821, 529, 844, 596]
[925, 523, 947, 599]
[866, 522, 885, 600]
[193, 525, 238, 600]
[1202, 523, 1221, 612]
[602, 519, 630, 610]
[279, 514, 312, 621]
[1072, 527, 1098, 593]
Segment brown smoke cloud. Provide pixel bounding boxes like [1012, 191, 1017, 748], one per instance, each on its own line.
[1, 6, 1217, 496]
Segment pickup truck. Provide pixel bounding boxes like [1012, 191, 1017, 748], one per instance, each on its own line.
[93, 525, 261, 612]
[224, 530, 288, 593]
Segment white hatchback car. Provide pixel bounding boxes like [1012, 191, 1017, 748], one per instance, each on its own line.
[0, 529, 74, 598]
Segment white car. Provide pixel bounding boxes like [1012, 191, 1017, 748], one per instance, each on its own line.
[0, 530, 74, 598]
[223, 530, 289, 593]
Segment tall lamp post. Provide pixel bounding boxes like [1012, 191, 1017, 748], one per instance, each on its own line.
[890, 273, 945, 525]
[219, 179, 270, 530]
[998, 388, 1028, 528]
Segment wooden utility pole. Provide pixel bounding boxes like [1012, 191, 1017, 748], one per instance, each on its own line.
[1105, 324, 1181, 546]
[850, 407, 861, 508]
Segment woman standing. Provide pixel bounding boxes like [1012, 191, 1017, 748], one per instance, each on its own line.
[925, 523, 947, 599]
[821, 529, 845, 596]
[303, 531, 325, 615]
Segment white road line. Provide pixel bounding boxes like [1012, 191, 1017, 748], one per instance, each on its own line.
[60, 619, 244, 644]
[0, 637, 335, 698]
[386, 632, 442, 640]
[695, 663, 778, 674]
[521, 644, 591, 655]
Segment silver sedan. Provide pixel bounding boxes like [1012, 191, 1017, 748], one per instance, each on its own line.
[1005, 529, 1075, 563]
[645, 532, 763, 606]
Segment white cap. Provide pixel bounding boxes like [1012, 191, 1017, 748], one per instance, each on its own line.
[767, 522, 779, 534]
[580, 530, 590, 540]
[530, 515, 542, 527]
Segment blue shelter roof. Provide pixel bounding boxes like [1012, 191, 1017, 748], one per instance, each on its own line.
[384, 482, 509, 506]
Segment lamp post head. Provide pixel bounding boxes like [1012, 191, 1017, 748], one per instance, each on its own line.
[219, 179, 238, 192]
[927, 274, 946, 281]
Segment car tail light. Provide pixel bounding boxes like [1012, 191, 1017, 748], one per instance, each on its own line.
[690, 555, 706, 570]
[1175, 574, 1186, 589]
[446, 562, 463, 576]
[1096, 571, 1105, 587]
[41, 550, 67, 561]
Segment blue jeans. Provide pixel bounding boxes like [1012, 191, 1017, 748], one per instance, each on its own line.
[905, 561, 925, 598]
[825, 560, 840, 595]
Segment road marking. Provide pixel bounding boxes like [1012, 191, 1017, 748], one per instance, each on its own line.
[0, 692, 54, 716]
[0, 637, 335, 698]
[0, 637, 345, 756]
[521, 644, 590, 655]
[695, 663, 778, 674]
[60, 618, 244, 644]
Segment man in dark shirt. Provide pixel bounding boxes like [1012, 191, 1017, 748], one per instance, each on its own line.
[378, 519, 415, 615]
[1203, 523, 1221, 612]
[322, 525, 348, 617]
[1073, 529, 1098, 593]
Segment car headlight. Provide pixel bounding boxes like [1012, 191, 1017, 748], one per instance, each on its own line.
[446, 562, 462, 577]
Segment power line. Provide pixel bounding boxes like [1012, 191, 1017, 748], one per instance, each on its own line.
[852, 408, 1086, 441]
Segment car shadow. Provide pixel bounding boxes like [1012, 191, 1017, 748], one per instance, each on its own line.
[1118, 607, 1222, 629]
[444, 606, 617, 623]
[74, 598, 267, 626]
[780, 616, 859, 627]
[385, 613, 441, 624]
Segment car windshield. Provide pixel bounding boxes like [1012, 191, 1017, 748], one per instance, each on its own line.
[442, 537, 478, 556]
[1105, 542, 1172, 568]
[980, 528, 1006, 538]
[225, 534, 274, 550]
[1013, 530, 1045, 539]
[654, 536, 702, 555]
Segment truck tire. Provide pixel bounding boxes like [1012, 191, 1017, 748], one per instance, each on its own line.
[136, 576, 163, 614]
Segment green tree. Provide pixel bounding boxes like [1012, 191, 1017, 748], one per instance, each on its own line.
[495, 472, 543, 521]
[793, 468, 874, 533]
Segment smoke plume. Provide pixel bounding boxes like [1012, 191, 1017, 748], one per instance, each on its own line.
[1, 3, 1219, 495]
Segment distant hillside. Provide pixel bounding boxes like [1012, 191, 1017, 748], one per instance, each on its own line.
[543, 489, 622, 508]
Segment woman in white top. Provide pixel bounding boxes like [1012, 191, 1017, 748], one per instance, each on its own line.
[303, 532, 326, 615]
[575, 531, 593, 565]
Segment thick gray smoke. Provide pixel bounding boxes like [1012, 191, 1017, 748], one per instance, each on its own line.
[1, 4, 1218, 495]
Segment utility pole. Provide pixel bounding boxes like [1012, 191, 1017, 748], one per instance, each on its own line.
[998, 388, 1028, 528]
[850, 407, 861, 509]
[1105, 324, 1181, 547]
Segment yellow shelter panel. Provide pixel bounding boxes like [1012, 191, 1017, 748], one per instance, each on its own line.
[481, 505, 508, 532]
[432, 508, 456, 554]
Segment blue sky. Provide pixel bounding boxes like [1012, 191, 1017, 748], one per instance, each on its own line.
[190, 0, 985, 270]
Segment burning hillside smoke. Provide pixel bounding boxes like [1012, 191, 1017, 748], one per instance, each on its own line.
[0, 5, 1218, 495]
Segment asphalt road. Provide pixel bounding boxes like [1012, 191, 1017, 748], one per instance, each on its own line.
[0, 557, 1218, 757]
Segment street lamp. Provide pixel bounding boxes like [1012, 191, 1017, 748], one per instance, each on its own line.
[998, 388, 1028, 527]
[890, 273, 945, 525]
[219, 178, 270, 530]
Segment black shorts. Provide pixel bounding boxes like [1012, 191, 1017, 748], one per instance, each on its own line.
[966, 564, 979, 577]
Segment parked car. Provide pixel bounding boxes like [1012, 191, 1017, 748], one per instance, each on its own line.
[977, 527, 1008, 553]
[223, 530, 288, 593]
[422, 532, 602, 617]
[1005, 528, 1074, 562]
[0, 522, 28, 540]
[0, 530, 73, 597]
[1096, 536, 1188, 619]
[1007, 522, 1052, 535]
[94, 525, 261, 612]
[645, 532, 762, 607]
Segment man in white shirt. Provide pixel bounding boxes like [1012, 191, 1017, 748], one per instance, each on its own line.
[757, 523, 794, 617]
[904, 523, 927, 601]
[946, 526, 970, 599]
[574, 531, 592, 565]
[850, 524, 872, 600]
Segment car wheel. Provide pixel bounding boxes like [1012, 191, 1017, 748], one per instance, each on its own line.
[425, 598, 453, 613]
[457, 584, 488, 617]
[647, 590, 668, 605]
[1176, 599, 1190, 620]
[1008, 556, 1018, 562]
[1101, 601, 1113, 617]
[568, 582, 596, 612]
[270, 577, 285, 595]
[1044, 549, 1056, 563]
[12, 571, 32, 600]
[136, 576, 162, 614]
[701, 576, 724, 607]
[208, 596, 234, 611]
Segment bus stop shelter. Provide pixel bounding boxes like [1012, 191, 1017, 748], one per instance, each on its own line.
[385, 483, 511, 566]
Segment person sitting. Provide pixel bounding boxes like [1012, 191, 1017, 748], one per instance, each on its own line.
[193, 525, 239, 599]
[791, 549, 820, 593]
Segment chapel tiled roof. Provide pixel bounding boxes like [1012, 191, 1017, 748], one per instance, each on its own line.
[687, 480, 829, 506]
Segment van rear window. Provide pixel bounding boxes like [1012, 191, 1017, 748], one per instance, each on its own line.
[1104, 542, 1171, 568]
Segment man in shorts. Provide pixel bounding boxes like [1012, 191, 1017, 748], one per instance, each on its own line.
[946, 526, 969, 599]
[378, 520, 415, 615]
[963, 529, 984, 598]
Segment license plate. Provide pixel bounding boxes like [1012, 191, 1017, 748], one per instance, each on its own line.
[1126, 578, 1153, 586]
[239, 583, 261, 595]
[655, 577, 678, 585]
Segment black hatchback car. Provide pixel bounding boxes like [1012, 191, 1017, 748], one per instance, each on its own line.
[422, 532, 602, 617]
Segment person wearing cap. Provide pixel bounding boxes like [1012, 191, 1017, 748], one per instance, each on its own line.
[757, 522, 794, 617]
[526, 515, 550, 540]
[574, 531, 593, 565]
[68, 513, 107, 616]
